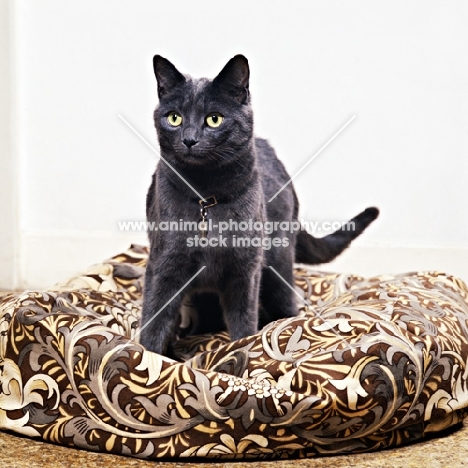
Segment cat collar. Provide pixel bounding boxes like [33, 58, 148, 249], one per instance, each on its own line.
[198, 196, 217, 238]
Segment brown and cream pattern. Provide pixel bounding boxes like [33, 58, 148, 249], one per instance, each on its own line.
[1, 244, 468, 459]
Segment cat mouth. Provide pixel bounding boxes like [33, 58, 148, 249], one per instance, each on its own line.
[180, 147, 213, 164]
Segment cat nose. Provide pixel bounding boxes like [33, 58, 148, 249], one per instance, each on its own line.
[182, 137, 198, 148]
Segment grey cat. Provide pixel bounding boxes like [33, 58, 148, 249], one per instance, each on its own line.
[140, 55, 378, 357]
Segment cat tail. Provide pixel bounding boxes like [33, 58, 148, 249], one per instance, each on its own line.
[294, 207, 379, 265]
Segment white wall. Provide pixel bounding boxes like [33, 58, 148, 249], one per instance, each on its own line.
[0, 0, 18, 289]
[2, 0, 467, 288]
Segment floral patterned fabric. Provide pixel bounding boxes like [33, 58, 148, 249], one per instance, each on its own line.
[1, 244, 468, 459]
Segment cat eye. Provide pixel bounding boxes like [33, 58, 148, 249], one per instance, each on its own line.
[206, 113, 224, 128]
[167, 112, 183, 127]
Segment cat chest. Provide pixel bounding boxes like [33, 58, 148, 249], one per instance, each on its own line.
[155, 196, 264, 237]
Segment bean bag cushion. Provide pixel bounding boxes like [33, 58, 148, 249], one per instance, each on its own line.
[1, 244, 467, 460]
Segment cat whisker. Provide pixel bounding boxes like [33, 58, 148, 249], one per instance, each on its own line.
[210, 148, 249, 174]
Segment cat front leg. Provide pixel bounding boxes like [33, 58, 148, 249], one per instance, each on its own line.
[219, 269, 261, 341]
[259, 261, 299, 327]
[140, 261, 195, 356]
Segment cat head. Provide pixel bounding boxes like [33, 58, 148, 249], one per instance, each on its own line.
[153, 55, 253, 168]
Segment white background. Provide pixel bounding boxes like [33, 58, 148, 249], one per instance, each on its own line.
[1, 0, 467, 288]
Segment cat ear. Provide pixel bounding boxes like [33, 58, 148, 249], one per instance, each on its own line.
[213, 55, 250, 104]
[153, 55, 186, 99]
